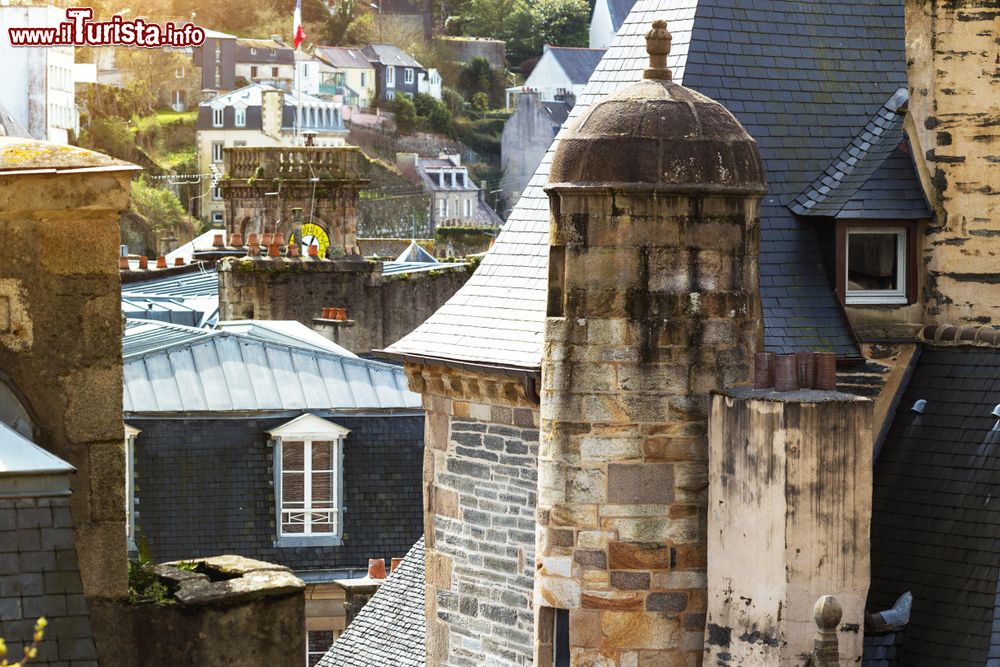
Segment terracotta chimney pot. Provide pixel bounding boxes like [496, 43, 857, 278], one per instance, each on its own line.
[247, 232, 259, 246]
[274, 233, 286, 246]
[262, 233, 273, 247]
[390, 557, 403, 573]
[289, 244, 300, 258]
[156, 256, 167, 269]
[267, 242, 280, 258]
[118, 256, 130, 270]
[174, 257, 184, 266]
[230, 232, 244, 247]
[368, 558, 387, 580]
[249, 243, 260, 256]
[138, 256, 149, 270]
[213, 233, 224, 248]
[308, 244, 319, 258]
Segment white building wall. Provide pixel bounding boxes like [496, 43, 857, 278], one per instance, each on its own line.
[589, 0, 616, 49]
[0, 5, 80, 143]
[518, 49, 572, 103]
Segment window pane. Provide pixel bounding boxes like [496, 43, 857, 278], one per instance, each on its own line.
[312, 441, 334, 471]
[283, 441, 305, 470]
[848, 232, 899, 291]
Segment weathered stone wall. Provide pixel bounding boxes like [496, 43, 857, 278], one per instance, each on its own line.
[0, 495, 97, 667]
[93, 556, 305, 667]
[0, 160, 132, 660]
[218, 256, 474, 354]
[405, 362, 540, 667]
[537, 191, 763, 666]
[905, 0, 1000, 326]
[705, 389, 873, 666]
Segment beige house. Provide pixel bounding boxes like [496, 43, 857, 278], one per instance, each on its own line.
[395, 152, 502, 229]
[195, 83, 347, 225]
[313, 47, 377, 108]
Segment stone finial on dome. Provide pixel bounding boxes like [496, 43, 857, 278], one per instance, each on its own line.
[644, 20, 672, 81]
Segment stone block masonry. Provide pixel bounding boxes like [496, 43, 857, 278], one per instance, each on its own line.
[0, 495, 97, 667]
[405, 362, 541, 667]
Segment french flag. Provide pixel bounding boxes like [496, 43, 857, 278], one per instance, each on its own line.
[293, 0, 305, 49]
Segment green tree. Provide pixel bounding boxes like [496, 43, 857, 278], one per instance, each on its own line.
[346, 12, 376, 44]
[413, 92, 439, 117]
[130, 177, 189, 232]
[503, 4, 541, 64]
[471, 91, 489, 111]
[441, 87, 465, 116]
[463, 0, 523, 39]
[429, 105, 453, 134]
[534, 0, 589, 47]
[392, 95, 418, 134]
[323, 0, 359, 45]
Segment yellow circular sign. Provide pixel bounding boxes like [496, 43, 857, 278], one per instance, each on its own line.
[299, 223, 330, 258]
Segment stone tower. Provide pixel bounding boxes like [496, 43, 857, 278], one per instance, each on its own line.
[536, 20, 766, 666]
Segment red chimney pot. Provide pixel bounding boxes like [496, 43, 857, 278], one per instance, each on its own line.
[267, 242, 280, 258]
[230, 232, 244, 247]
[308, 244, 319, 258]
[390, 557, 403, 573]
[138, 256, 149, 270]
[156, 256, 167, 269]
[174, 257, 184, 266]
[213, 233, 224, 248]
[368, 558, 387, 580]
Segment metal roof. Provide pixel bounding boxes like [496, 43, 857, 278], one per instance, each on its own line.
[380, 260, 467, 276]
[395, 240, 438, 264]
[121, 296, 218, 328]
[123, 320, 419, 414]
[216, 320, 358, 357]
[362, 44, 423, 69]
[123, 268, 219, 298]
[0, 422, 74, 476]
[315, 46, 374, 71]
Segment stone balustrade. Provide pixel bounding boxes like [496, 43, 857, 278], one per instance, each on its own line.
[224, 145, 361, 180]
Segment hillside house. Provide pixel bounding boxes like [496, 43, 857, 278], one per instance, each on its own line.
[505, 46, 604, 110]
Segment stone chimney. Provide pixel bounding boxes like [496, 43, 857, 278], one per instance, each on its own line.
[705, 387, 872, 665]
[536, 19, 766, 666]
[261, 88, 285, 139]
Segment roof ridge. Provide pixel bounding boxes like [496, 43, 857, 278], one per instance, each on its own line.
[921, 323, 1000, 349]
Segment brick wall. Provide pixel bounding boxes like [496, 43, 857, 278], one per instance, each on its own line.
[0, 496, 97, 667]
[405, 362, 541, 667]
[128, 413, 423, 569]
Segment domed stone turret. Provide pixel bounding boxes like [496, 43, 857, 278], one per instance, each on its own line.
[548, 20, 765, 195]
[535, 20, 767, 667]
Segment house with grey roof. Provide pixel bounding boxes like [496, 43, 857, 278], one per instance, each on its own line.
[505, 46, 605, 109]
[122, 318, 424, 660]
[395, 152, 503, 228]
[362, 44, 440, 103]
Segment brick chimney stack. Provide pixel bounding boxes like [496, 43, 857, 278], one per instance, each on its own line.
[537, 19, 766, 666]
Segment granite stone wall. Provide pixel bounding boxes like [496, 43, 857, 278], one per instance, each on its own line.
[404, 361, 541, 667]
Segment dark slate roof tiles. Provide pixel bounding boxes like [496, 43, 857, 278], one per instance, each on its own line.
[547, 47, 607, 85]
[869, 347, 1000, 665]
[388, 0, 911, 366]
[789, 89, 931, 220]
[319, 536, 425, 667]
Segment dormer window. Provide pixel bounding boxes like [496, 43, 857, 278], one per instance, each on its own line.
[250, 47, 257, 55]
[234, 107, 246, 127]
[212, 107, 224, 127]
[837, 222, 916, 306]
[268, 414, 350, 547]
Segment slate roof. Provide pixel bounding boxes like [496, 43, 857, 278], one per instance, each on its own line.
[869, 346, 1000, 665]
[122, 319, 420, 414]
[387, 0, 912, 368]
[315, 46, 375, 71]
[319, 536, 425, 667]
[542, 101, 570, 126]
[547, 47, 607, 85]
[362, 44, 424, 69]
[789, 89, 931, 220]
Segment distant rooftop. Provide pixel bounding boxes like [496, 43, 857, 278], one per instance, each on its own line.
[545, 46, 606, 85]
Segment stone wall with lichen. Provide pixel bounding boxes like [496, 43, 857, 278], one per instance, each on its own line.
[906, 0, 1000, 326]
[0, 144, 132, 662]
[217, 256, 474, 354]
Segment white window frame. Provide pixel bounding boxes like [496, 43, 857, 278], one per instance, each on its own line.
[212, 107, 224, 127]
[212, 211, 224, 226]
[212, 185, 223, 201]
[306, 629, 338, 667]
[844, 227, 907, 305]
[268, 414, 350, 548]
[404, 68, 414, 84]
[464, 199, 471, 218]
[211, 141, 224, 163]
[234, 106, 246, 127]
[250, 47, 257, 55]
[124, 424, 140, 551]
[438, 197, 447, 219]
[386, 66, 395, 87]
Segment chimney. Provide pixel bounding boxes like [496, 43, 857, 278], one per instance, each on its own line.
[705, 388, 872, 664]
[367, 558, 386, 580]
[536, 20, 766, 665]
